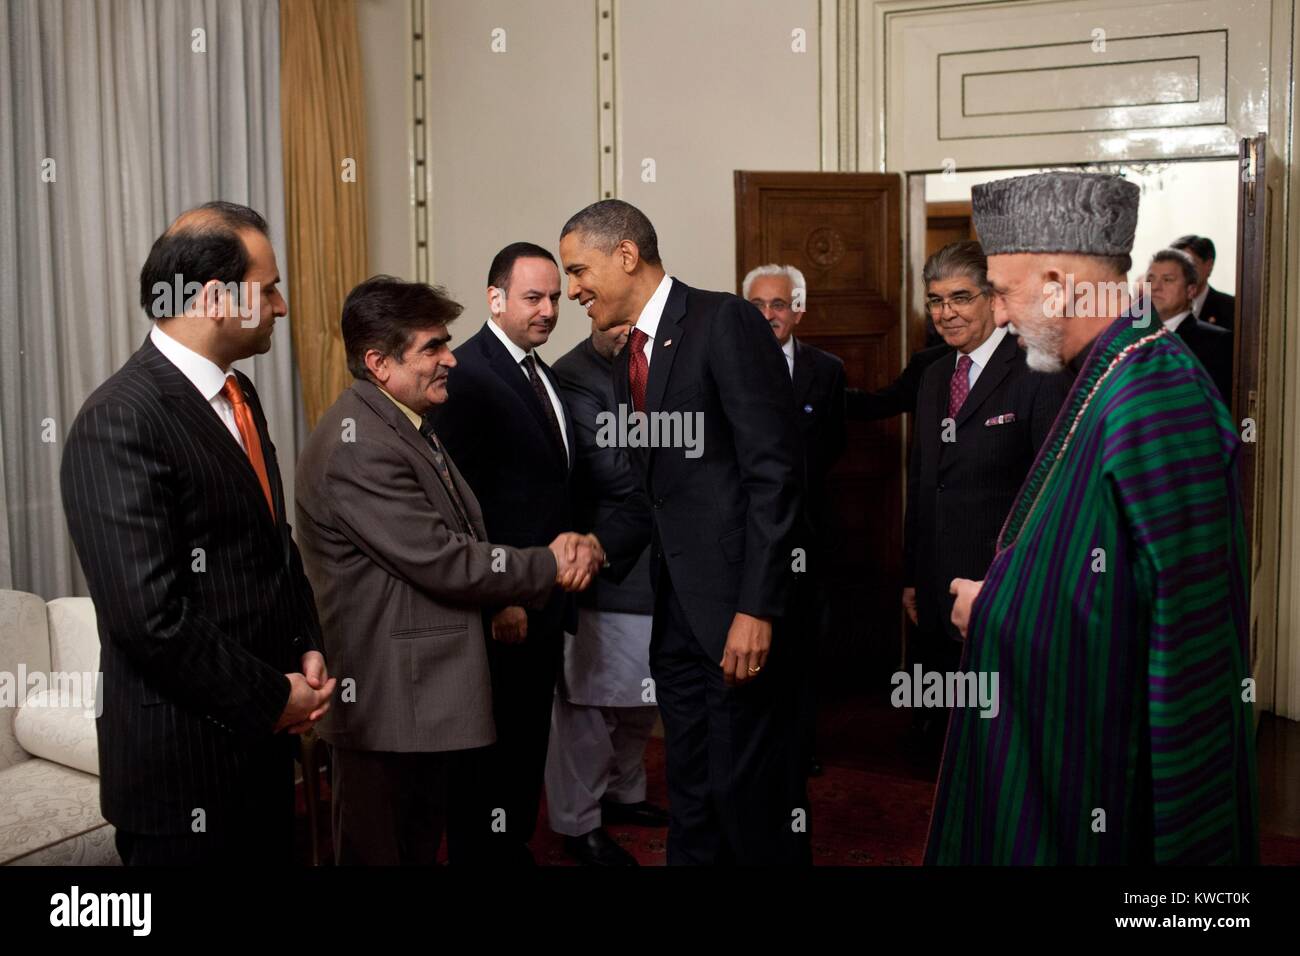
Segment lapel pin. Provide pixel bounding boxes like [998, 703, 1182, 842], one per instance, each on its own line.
[662, 339, 672, 348]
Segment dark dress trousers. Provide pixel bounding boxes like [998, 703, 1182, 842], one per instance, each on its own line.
[430, 321, 576, 862]
[596, 278, 810, 865]
[60, 335, 321, 864]
[1175, 315, 1234, 405]
[845, 342, 954, 421]
[1198, 284, 1236, 329]
[903, 331, 1070, 657]
[294, 381, 557, 864]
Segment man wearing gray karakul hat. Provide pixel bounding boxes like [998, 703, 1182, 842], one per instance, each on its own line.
[928, 171, 1257, 865]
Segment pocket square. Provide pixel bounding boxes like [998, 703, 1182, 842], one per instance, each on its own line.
[984, 412, 1017, 426]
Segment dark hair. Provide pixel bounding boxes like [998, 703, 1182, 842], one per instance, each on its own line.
[559, 199, 661, 265]
[487, 242, 557, 291]
[139, 201, 269, 318]
[341, 275, 463, 380]
[922, 240, 989, 291]
[1171, 234, 1216, 263]
[1095, 253, 1133, 277]
[1150, 248, 1199, 288]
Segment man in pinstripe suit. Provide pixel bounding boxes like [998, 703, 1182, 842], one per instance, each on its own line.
[61, 202, 335, 865]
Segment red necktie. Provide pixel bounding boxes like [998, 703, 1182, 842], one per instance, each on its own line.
[948, 354, 973, 419]
[628, 327, 649, 413]
[221, 375, 276, 519]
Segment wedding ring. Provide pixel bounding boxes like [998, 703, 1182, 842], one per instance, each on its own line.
[748, 665, 761, 674]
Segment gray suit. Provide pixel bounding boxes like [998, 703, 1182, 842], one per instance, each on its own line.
[294, 379, 558, 862]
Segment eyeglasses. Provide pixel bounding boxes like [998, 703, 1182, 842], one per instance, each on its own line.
[925, 290, 986, 314]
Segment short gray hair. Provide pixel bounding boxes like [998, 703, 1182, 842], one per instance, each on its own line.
[741, 264, 807, 303]
[560, 199, 661, 265]
[922, 241, 990, 292]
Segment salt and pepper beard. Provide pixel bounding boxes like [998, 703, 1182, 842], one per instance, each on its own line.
[1007, 315, 1067, 373]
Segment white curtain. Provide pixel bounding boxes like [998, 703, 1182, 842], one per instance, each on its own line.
[0, 0, 303, 599]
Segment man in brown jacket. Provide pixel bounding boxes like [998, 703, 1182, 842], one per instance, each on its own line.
[295, 275, 601, 865]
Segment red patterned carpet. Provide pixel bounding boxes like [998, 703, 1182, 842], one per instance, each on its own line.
[299, 694, 1300, 866]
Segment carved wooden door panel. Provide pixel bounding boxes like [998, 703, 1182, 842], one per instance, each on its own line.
[735, 171, 904, 677]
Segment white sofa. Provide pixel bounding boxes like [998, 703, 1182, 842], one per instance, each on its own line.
[0, 589, 118, 865]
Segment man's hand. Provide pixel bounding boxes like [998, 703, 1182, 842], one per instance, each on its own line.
[491, 605, 528, 644]
[549, 532, 604, 592]
[720, 613, 772, 687]
[949, 578, 984, 639]
[902, 586, 918, 626]
[275, 670, 336, 734]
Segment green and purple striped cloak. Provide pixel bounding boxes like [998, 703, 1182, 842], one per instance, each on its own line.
[925, 313, 1258, 865]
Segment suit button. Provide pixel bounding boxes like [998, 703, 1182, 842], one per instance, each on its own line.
[292, 636, 303, 648]
[937, 483, 945, 492]
[653, 498, 664, 509]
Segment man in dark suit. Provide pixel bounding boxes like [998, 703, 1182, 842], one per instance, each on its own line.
[432, 242, 578, 864]
[1146, 248, 1234, 403]
[559, 199, 808, 865]
[546, 322, 667, 866]
[904, 241, 1069, 744]
[294, 276, 599, 865]
[1172, 234, 1236, 328]
[60, 202, 335, 865]
[743, 263, 846, 776]
[845, 341, 953, 421]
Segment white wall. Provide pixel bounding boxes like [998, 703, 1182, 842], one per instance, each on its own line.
[926, 160, 1239, 294]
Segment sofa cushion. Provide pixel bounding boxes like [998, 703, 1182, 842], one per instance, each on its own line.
[0, 590, 52, 773]
[13, 690, 99, 775]
[47, 597, 100, 678]
[0, 758, 108, 865]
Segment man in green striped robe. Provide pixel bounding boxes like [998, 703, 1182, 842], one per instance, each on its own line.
[926, 172, 1258, 865]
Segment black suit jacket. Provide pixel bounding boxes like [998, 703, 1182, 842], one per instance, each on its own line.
[1198, 285, 1236, 329]
[552, 337, 654, 615]
[430, 321, 576, 634]
[845, 343, 954, 421]
[791, 338, 847, 544]
[596, 278, 804, 660]
[903, 331, 1070, 640]
[60, 335, 321, 836]
[1175, 315, 1234, 404]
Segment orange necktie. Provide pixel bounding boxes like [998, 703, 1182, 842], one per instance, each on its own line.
[221, 375, 276, 519]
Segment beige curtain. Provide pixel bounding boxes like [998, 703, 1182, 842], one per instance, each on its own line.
[281, 0, 369, 426]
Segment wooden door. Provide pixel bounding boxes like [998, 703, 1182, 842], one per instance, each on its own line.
[735, 171, 904, 680]
[925, 200, 976, 259]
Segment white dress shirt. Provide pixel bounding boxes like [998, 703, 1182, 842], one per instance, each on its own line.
[1191, 285, 1209, 320]
[486, 317, 569, 461]
[782, 337, 796, 379]
[150, 324, 244, 450]
[632, 274, 675, 368]
[1162, 309, 1193, 334]
[959, 324, 1008, 390]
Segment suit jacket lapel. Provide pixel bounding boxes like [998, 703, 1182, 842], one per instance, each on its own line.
[954, 332, 1018, 429]
[792, 338, 814, 406]
[479, 325, 568, 471]
[643, 279, 687, 416]
[138, 336, 279, 534]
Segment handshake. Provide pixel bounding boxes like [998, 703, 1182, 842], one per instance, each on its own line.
[548, 532, 605, 592]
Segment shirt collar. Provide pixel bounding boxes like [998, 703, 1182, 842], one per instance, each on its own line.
[150, 323, 232, 401]
[1192, 284, 1209, 317]
[961, 324, 1007, 369]
[633, 274, 674, 343]
[486, 316, 532, 366]
[377, 386, 425, 429]
[781, 337, 796, 362]
[1162, 309, 1193, 333]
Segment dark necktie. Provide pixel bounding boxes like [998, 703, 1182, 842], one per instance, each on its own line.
[418, 420, 476, 539]
[521, 354, 566, 456]
[628, 327, 649, 413]
[948, 353, 973, 418]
